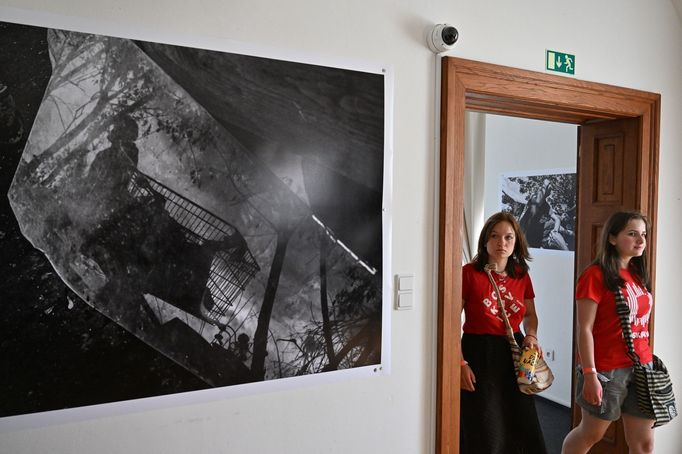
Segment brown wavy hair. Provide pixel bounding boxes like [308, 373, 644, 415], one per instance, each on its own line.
[593, 210, 651, 292]
[472, 212, 531, 278]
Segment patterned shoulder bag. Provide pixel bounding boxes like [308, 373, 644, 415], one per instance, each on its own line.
[483, 264, 553, 395]
[614, 288, 677, 427]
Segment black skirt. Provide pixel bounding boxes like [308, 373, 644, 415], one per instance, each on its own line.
[460, 333, 548, 454]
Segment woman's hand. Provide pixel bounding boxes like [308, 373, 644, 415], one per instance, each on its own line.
[461, 363, 476, 392]
[581, 373, 603, 406]
[522, 334, 543, 357]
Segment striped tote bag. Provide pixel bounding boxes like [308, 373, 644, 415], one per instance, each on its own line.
[615, 289, 677, 427]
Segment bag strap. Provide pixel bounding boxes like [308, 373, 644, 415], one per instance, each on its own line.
[613, 288, 643, 366]
[483, 264, 522, 369]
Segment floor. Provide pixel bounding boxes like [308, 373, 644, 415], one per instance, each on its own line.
[535, 396, 571, 454]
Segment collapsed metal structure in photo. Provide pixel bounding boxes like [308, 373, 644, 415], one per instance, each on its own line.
[0, 20, 387, 418]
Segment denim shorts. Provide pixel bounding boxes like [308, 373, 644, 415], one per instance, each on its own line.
[575, 365, 653, 421]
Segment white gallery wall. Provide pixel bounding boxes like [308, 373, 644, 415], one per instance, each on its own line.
[1, 1, 681, 453]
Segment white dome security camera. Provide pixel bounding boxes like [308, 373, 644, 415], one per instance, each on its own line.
[427, 24, 459, 54]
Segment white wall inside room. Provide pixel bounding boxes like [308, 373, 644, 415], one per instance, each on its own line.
[482, 113, 578, 407]
[1, 1, 681, 453]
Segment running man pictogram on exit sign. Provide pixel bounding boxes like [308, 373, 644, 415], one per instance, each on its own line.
[546, 50, 575, 75]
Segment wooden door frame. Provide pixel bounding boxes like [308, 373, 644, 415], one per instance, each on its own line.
[436, 57, 660, 453]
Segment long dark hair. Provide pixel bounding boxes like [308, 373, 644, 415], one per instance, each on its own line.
[472, 212, 531, 278]
[593, 210, 651, 292]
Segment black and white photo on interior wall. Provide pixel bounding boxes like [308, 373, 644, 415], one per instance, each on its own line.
[0, 15, 391, 421]
[499, 169, 577, 252]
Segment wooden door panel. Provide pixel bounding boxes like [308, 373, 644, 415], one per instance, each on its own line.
[573, 117, 640, 453]
[595, 136, 624, 203]
[576, 118, 639, 272]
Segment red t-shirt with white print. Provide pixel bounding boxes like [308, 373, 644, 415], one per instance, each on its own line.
[461, 263, 535, 335]
[575, 264, 653, 371]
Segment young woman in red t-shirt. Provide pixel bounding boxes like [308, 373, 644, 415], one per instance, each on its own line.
[460, 212, 547, 454]
[562, 211, 655, 454]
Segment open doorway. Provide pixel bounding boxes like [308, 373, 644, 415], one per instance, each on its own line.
[464, 112, 577, 452]
[435, 57, 660, 454]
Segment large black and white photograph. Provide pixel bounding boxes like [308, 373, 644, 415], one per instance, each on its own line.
[500, 170, 576, 252]
[0, 19, 390, 421]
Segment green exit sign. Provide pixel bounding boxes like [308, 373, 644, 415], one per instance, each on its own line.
[546, 50, 575, 75]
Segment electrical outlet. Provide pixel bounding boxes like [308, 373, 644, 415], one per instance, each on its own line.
[545, 349, 555, 361]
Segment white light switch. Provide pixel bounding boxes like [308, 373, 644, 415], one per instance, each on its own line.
[397, 291, 413, 310]
[397, 275, 414, 291]
[395, 274, 415, 310]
